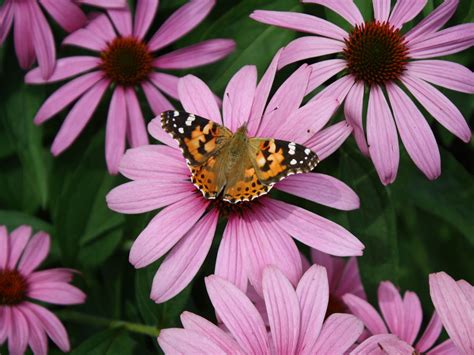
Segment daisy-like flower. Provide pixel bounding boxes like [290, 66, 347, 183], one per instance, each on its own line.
[106, 51, 364, 303]
[26, 0, 236, 174]
[158, 265, 364, 354]
[251, 0, 474, 184]
[0, 225, 86, 354]
[0, 0, 126, 79]
[343, 280, 458, 354]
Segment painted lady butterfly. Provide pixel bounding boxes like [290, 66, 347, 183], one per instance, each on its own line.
[161, 111, 319, 203]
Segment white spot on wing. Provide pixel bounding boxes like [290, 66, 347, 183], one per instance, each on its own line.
[290, 159, 297, 165]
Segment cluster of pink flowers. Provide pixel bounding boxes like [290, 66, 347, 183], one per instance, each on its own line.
[0, 0, 472, 354]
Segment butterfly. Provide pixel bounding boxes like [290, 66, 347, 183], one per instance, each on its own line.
[161, 110, 319, 204]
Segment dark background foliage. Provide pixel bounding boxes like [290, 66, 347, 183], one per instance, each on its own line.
[0, 0, 473, 353]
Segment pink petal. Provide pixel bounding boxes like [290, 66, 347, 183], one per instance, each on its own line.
[223, 65, 257, 132]
[215, 215, 248, 292]
[25, 56, 101, 84]
[39, 0, 87, 33]
[343, 293, 388, 334]
[147, 117, 179, 148]
[344, 80, 369, 156]
[129, 194, 209, 268]
[386, 82, 441, 180]
[427, 339, 460, 355]
[406, 60, 474, 94]
[149, 72, 180, 100]
[33, 71, 103, 124]
[151, 210, 219, 303]
[408, 23, 474, 59]
[124, 88, 149, 148]
[76, 0, 127, 7]
[250, 10, 348, 41]
[378, 281, 405, 338]
[388, 0, 427, 29]
[263, 267, 301, 355]
[154, 39, 235, 70]
[405, 0, 459, 43]
[133, 0, 158, 39]
[8, 307, 29, 355]
[107, 5, 132, 36]
[51, 79, 110, 155]
[367, 85, 399, 185]
[313, 314, 364, 354]
[335, 257, 366, 300]
[84, 13, 116, 43]
[13, 2, 36, 69]
[261, 198, 364, 256]
[310, 74, 354, 104]
[18, 304, 48, 355]
[28, 281, 86, 305]
[306, 59, 347, 94]
[278, 36, 345, 69]
[118, 145, 188, 181]
[0, 1, 14, 44]
[351, 334, 414, 354]
[205, 275, 270, 353]
[457, 280, 474, 306]
[105, 87, 127, 175]
[295, 265, 329, 352]
[429, 272, 474, 354]
[373, 0, 391, 22]
[62, 28, 106, 52]
[402, 291, 423, 345]
[7, 225, 32, 269]
[276, 173, 360, 211]
[18, 232, 50, 275]
[305, 121, 353, 161]
[106, 180, 194, 214]
[402, 74, 471, 143]
[27, 268, 76, 284]
[148, 0, 215, 51]
[247, 49, 281, 135]
[0, 306, 8, 343]
[416, 312, 443, 352]
[25, 302, 70, 352]
[180, 312, 242, 352]
[302, 0, 364, 26]
[310, 250, 342, 289]
[178, 75, 222, 124]
[0, 226, 8, 269]
[158, 328, 226, 353]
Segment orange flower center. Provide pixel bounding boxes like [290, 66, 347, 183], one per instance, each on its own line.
[100, 37, 153, 86]
[343, 21, 408, 86]
[0, 269, 28, 305]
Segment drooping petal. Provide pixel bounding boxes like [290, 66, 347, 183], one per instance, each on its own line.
[0, 226, 9, 269]
[306, 59, 347, 94]
[457, 280, 474, 306]
[416, 312, 443, 353]
[335, 257, 366, 300]
[367, 85, 399, 185]
[28, 281, 86, 305]
[386, 82, 441, 180]
[302, 0, 364, 26]
[313, 314, 364, 354]
[342, 294, 388, 334]
[276, 173, 360, 211]
[18, 304, 48, 355]
[311, 74, 355, 105]
[158, 328, 227, 353]
[62, 28, 107, 52]
[178, 75, 222, 123]
[310, 250, 343, 289]
[149, 72, 179, 100]
[51, 79, 110, 155]
[153, 39, 235, 70]
[124, 88, 149, 148]
[148, 0, 215, 52]
[147, 117, 179, 148]
[261, 198, 364, 256]
[351, 334, 414, 354]
[402, 291, 423, 345]
[105, 87, 127, 174]
[39, 0, 87, 33]
[107, 5, 132, 36]
[344, 81, 369, 156]
[133, 0, 158, 39]
[128, 195, 209, 268]
[388, 0, 427, 29]
[295, 265, 329, 352]
[305, 121, 352, 161]
[151, 209, 219, 303]
[402, 74, 471, 143]
[429, 272, 474, 354]
[205, 275, 270, 353]
[0, 1, 14, 44]
[27, 268, 75, 284]
[13, 1, 36, 69]
[250, 10, 348, 41]
[33, 71, 104, 124]
[427, 339, 460, 354]
[7, 307, 29, 355]
[378, 281, 405, 338]
[373, 0, 391, 22]
[278, 36, 345, 69]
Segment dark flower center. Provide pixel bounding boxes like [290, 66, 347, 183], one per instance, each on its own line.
[101, 37, 153, 87]
[325, 293, 346, 318]
[211, 198, 257, 218]
[343, 21, 408, 86]
[0, 269, 28, 305]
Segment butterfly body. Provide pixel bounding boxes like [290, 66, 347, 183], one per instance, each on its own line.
[161, 111, 319, 203]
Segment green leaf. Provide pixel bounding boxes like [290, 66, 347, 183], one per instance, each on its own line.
[71, 329, 137, 355]
[78, 228, 123, 268]
[0, 210, 53, 233]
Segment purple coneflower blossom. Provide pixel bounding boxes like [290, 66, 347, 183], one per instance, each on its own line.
[106, 51, 364, 303]
[158, 265, 364, 354]
[344, 280, 459, 354]
[0, 0, 126, 79]
[251, 0, 474, 184]
[429, 272, 474, 354]
[0, 225, 86, 355]
[26, 0, 235, 174]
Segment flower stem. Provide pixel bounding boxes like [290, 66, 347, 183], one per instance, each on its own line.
[57, 310, 160, 337]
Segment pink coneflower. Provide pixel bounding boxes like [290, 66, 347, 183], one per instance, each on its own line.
[158, 265, 364, 354]
[343, 280, 458, 353]
[0, 225, 86, 354]
[251, 0, 474, 184]
[429, 272, 474, 354]
[26, 0, 235, 174]
[0, 0, 125, 79]
[106, 51, 364, 303]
